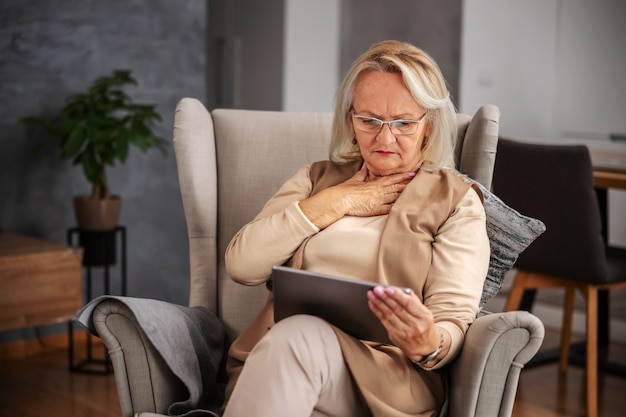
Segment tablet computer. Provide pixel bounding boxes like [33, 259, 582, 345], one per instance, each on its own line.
[272, 265, 398, 344]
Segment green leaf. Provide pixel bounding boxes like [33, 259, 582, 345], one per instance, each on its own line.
[62, 126, 85, 158]
[81, 148, 100, 185]
[117, 132, 130, 162]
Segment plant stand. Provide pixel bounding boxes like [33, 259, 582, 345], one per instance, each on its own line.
[67, 225, 127, 374]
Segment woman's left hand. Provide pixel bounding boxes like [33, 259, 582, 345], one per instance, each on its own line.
[367, 286, 446, 364]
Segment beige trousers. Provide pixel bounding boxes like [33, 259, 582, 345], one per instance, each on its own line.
[223, 315, 370, 417]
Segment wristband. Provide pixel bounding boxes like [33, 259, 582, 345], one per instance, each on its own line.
[411, 328, 444, 367]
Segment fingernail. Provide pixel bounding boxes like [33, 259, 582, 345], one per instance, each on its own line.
[408, 172, 416, 177]
[385, 287, 395, 295]
[374, 286, 385, 296]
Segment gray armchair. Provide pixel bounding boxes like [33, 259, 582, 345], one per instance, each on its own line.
[82, 98, 544, 417]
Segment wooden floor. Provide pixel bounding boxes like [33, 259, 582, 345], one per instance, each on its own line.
[1, 329, 625, 417]
[510, 329, 626, 417]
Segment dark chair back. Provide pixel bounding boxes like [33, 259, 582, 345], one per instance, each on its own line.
[492, 138, 608, 283]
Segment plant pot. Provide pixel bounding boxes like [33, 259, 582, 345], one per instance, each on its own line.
[73, 195, 121, 231]
[77, 228, 117, 266]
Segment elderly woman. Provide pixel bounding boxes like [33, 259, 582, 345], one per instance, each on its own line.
[222, 40, 490, 417]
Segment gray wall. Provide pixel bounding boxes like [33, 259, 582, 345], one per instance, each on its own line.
[209, 0, 461, 111]
[341, 0, 462, 106]
[0, 0, 206, 340]
[207, 0, 284, 110]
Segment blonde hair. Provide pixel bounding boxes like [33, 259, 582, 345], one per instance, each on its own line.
[330, 40, 457, 171]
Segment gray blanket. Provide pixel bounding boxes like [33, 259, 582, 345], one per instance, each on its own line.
[75, 296, 225, 417]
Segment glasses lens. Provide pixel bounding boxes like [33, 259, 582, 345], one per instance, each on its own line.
[389, 121, 417, 135]
[356, 117, 383, 132]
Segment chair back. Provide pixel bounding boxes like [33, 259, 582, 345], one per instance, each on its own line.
[492, 138, 608, 283]
[173, 98, 499, 338]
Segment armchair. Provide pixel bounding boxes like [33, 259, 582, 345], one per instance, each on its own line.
[79, 99, 545, 417]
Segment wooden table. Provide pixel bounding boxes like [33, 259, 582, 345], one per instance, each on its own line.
[591, 149, 626, 246]
[594, 169, 626, 190]
[591, 149, 626, 190]
[590, 148, 626, 254]
[0, 232, 83, 332]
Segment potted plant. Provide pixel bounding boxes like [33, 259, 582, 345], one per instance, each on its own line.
[19, 69, 167, 231]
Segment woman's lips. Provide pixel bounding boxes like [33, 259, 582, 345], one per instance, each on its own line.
[376, 150, 395, 156]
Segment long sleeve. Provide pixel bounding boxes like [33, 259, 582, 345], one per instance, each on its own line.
[424, 187, 490, 367]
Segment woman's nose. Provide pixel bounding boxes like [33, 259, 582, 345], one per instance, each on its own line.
[376, 124, 396, 144]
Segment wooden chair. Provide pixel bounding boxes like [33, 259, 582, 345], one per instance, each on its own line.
[493, 138, 626, 417]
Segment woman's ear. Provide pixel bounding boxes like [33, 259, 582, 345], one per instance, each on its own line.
[423, 120, 432, 138]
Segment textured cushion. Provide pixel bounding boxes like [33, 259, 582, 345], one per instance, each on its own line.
[471, 181, 547, 308]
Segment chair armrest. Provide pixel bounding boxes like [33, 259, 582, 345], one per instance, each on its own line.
[448, 311, 544, 417]
[91, 299, 188, 417]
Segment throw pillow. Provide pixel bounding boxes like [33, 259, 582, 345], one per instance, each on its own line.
[470, 181, 546, 308]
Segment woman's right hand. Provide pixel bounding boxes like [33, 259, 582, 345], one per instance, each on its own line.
[298, 164, 415, 229]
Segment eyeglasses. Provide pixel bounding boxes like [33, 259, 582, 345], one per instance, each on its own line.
[351, 112, 427, 135]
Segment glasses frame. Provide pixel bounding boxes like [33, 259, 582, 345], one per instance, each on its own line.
[351, 112, 427, 136]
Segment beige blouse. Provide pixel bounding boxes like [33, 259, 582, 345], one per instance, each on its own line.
[224, 163, 490, 416]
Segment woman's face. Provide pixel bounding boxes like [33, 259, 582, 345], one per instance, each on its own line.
[351, 71, 430, 178]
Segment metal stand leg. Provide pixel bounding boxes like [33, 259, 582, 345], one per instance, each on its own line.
[67, 226, 126, 374]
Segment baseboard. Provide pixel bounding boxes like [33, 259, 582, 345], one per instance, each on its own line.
[0, 330, 97, 360]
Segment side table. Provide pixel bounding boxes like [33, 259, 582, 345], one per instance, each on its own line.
[0, 233, 82, 333]
[67, 225, 127, 374]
